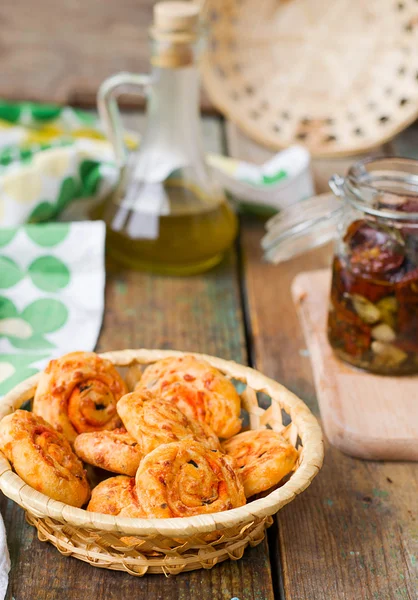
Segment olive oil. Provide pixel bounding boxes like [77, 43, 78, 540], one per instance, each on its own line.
[94, 182, 237, 275]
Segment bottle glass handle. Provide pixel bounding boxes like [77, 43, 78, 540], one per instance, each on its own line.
[97, 72, 150, 167]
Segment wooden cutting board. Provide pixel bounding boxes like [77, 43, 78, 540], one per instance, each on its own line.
[292, 269, 418, 461]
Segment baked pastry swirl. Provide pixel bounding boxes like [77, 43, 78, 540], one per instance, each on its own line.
[33, 352, 127, 443]
[136, 355, 242, 439]
[0, 410, 90, 507]
[74, 428, 142, 476]
[222, 429, 298, 497]
[87, 475, 145, 517]
[117, 393, 220, 454]
[135, 440, 246, 518]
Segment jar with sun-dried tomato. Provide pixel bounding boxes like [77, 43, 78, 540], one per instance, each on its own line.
[328, 157, 418, 375]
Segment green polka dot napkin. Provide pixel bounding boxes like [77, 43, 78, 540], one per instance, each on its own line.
[0, 102, 112, 594]
[0, 221, 105, 395]
[0, 100, 138, 226]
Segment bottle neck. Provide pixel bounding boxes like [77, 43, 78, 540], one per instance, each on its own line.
[149, 64, 201, 141]
[138, 62, 208, 183]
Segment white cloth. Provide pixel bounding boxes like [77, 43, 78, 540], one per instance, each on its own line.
[0, 220, 106, 593]
[0, 513, 10, 600]
[0, 221, 106, 395]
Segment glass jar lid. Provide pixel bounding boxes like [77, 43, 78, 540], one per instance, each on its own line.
[343, 157, 418, 221]
[261, 192, 343, 264]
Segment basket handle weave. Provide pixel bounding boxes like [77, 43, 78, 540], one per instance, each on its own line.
[0, 374, 39, 421]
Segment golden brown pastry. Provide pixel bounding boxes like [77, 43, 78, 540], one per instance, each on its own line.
[135, 439, 246, 518]
[136, 355, 241, 439]
[222, 429, 298, 498]
[117, 392, 220, 454]
[87, 475, 145, 517]
[33, 351, 127, 443]
[0, 410, 90, 507]
[74, 428, 142, 476]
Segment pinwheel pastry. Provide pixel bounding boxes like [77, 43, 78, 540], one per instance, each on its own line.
[136, 355, 241, 439]
[87, 475, 145, 517]
[0, 410, 90, 507]
[117, 393, 220, 454]
[222, 429, 298, 498]
[135, 439, 246, 518]
[33, 352, 127, 443]
[74, 428, 142, 476]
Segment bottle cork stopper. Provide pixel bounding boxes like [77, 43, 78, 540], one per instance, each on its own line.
[153, 2, 200, 33]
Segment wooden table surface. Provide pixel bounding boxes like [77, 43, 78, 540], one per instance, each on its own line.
[1, 117, 418, 600]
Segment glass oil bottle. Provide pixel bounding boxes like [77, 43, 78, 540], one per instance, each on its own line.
[95, 1, 237, 275]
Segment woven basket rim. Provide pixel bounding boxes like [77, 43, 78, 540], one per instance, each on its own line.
[201, 56, 418, 159]
[0, 348, 324, 535]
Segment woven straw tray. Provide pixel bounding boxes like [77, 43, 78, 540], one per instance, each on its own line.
[200, 0, 418, 157]
[0, 349, 323, 576]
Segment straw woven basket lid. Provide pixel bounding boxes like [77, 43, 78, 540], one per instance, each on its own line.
[199, 0, 418, 157]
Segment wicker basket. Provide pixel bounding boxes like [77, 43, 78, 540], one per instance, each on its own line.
[0, 349, 323, 576]
[199, 0, 418, 157]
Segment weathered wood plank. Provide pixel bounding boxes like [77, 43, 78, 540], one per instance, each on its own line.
[0, 0, 213, 110]
[227, 122, 418, 599]
[0, 0, 152, 105]
[239, 221, 418, 600]
[1, 117, 274, 600]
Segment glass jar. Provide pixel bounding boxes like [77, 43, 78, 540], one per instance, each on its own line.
[328, 158, 418, 375]
[95, 2, 237, 275]
[262, 156, 418, 376]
